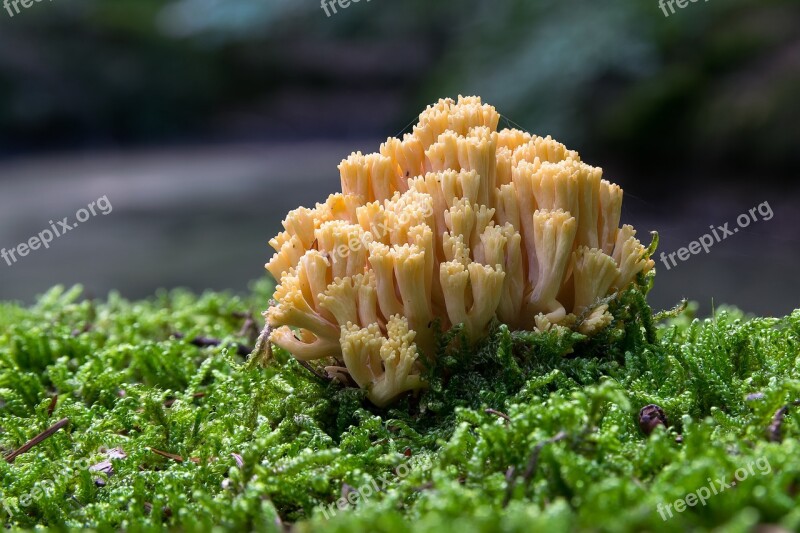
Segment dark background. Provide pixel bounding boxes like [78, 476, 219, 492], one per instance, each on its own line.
[0, 0, 798, 316]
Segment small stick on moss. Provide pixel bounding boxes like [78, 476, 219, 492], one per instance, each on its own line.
[236, 312, 260, 345]
[71, 323, 92, 337]
[143, 502, 173, 519]
[248, 311, 274, 369]
[485, 409, 511, 423]
[190, 336, 251, 357]
[768, 400, 800, 442]
[297, 360, 333, 383]
[341, 483, 356, 500]
[4, 418, 69, 464]
[503, 431, 567, 507]
[47, 394, 58, 417]
[164, 392, 206, 408]
[521, 431, 567, 484]
[413, 481, 434, 492]
[505, 465, 515, 485]
[149, 448, 184, 463]
[174, 333, 251, 357]
[69, 495, 84, 509]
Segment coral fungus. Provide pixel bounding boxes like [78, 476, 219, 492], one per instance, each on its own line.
[265, 96, 654, 406]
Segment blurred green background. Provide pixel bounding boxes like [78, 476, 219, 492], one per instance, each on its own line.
[0, 0, 798, 315]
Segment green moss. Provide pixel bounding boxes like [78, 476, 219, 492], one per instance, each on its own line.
[1, 281, 799, 532]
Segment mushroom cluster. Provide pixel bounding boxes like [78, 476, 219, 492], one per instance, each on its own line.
[265, 96, 654, 406]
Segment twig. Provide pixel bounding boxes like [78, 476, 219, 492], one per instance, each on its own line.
[768, 400, 800, 442]
[248, 315, 274, 369]
[236, 313, 260, 345]
[341, 483, 356, 500]
[71, 323, 92, 337]
[149, 448, 184, 463]
[174, 333, 251, 357]
[503, 431, 567, 507]
[297, 360, 333, 383]
[4, 418, 70, 463]
[485, 409, 512, 423]
[164, 392, 206, 408]
[190, 336, 251, 357]
[143, 502, 173, 519]
[505, 465, 515, 485]
[47, 395, 58, 417]
[413, 481, 434, 492]
[521, 431, 567, 484]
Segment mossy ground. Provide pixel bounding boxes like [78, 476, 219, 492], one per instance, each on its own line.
[1, 281, 799, 532]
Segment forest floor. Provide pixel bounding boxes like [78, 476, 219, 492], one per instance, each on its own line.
[1, 283, 799, 531]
